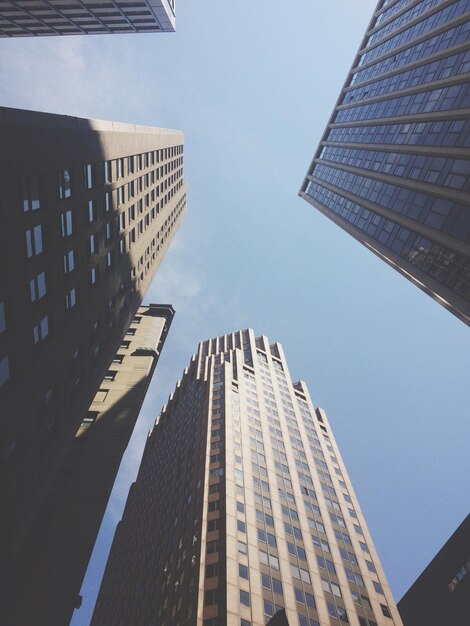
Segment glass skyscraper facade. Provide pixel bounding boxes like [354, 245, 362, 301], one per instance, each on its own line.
[300, 0, 470, 325]
[91, 330, 402, 626]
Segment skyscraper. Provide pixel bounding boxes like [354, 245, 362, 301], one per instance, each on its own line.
[0, 0, 175, 37]
[299, 0, 470, 325]
[398, 514, 470, 626]
[14, 303, 175, 626]
[0, 107, 185, 617]
[91, 329, 402, 626]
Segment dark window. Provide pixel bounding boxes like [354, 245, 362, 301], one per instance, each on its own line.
[240, 590, 250, 606]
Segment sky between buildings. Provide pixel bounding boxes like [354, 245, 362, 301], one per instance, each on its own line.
[1, 1, 469, 624]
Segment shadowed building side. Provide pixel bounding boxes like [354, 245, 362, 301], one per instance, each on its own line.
[0, 106, 185, 621]
[299, 0, 470, 325]
[398, 514, 470, 626]
[14, 304, 174, 626]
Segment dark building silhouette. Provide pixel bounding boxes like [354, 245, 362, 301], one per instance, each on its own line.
[91, 330, 403, 626]
[398, 514, 470, 626]
[300, 0, 470, 325]
[0, 107, 185, 622]
[15, 304, 174, 626]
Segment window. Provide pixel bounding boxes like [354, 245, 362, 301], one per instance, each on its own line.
[117, 157, 124, 179]
[237, 520, 246, 533]
[90, 266, 98, 285]
[207, 539, 222, 554]
[65, 288, 77, 309]
[207, 519, 220, 532]
[22, 177, 40, 211]
[299, 618, 320, 626]
[105, 191, 111, 212]
[106, 221, 112, 240]
[106, 250, 114, 269]
[25, 225, 43, 258]
[0, 303, 5, 334]
[337, 605, 349, 622]
[238, 540, 247, 554]
[380, 604, 392, 618]
[63, 250, 75, 274]
[208, 500, 220, 512]
[30, 272, 46, 302]
[88, 199, 95, 223]
[241, 620, 251, 626]
[104, 370, 116, 381]
[84, 163, 93, 189]
[61, 210, 73, 237]
[263, 599, 274, 616]
[104, 160, 112, 184]
[366, 560, 376, 573]
[204, 589, 218, 606]
[89, 234, 96, 255]
[59, 169, 72, 198]
[373, 581, 384, 594]
[239, 564, 249, 579]
[237, 501, 245, 513]
[0, 355, 10, 386]
[273, 578, 283, 595]
[118, 186, 124, 206]
[33, 315, 49, 344]
[240, 590, 250, 607]
[205, 563, 219, 578]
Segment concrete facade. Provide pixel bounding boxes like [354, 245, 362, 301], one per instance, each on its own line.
[299, 0, 470, 325]
[0, 0, 175, 37]
[91, 330, 403, 626]
[0, 107, 185, 621]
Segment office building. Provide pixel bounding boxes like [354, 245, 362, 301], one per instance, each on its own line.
[398, 514, 470, 626]
[0, 107, 185, 619]
[299, 0, 470, 325]
[15, 304, 175, 626]
[0, 0, 175, 37]
[92, 329, 402, 626]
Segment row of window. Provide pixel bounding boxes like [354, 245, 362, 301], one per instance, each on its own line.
[305, 180, 470, 299]
[359, 0, 470, 67]
[351, 18, 470, 86]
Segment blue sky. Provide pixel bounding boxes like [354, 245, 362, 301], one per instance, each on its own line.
[1, 1, 469, 624]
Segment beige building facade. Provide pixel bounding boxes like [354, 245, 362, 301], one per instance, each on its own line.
[92, 330, 402, 626]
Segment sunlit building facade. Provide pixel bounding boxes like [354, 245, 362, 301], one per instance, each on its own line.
[0, 107, 185, 623]
[91, 329, 402, 626]
[0, 0, 175, 37]
[300, 0, 470, 325]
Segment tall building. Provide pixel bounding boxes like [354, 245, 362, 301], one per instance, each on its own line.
[92, 329, 403, 626]
[0, 107, 185, 618]
[0, 0, 175, 37]
[14, 303, 175, 626]
[299, 0, 470, 325]
[398, 514, 470, 626]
